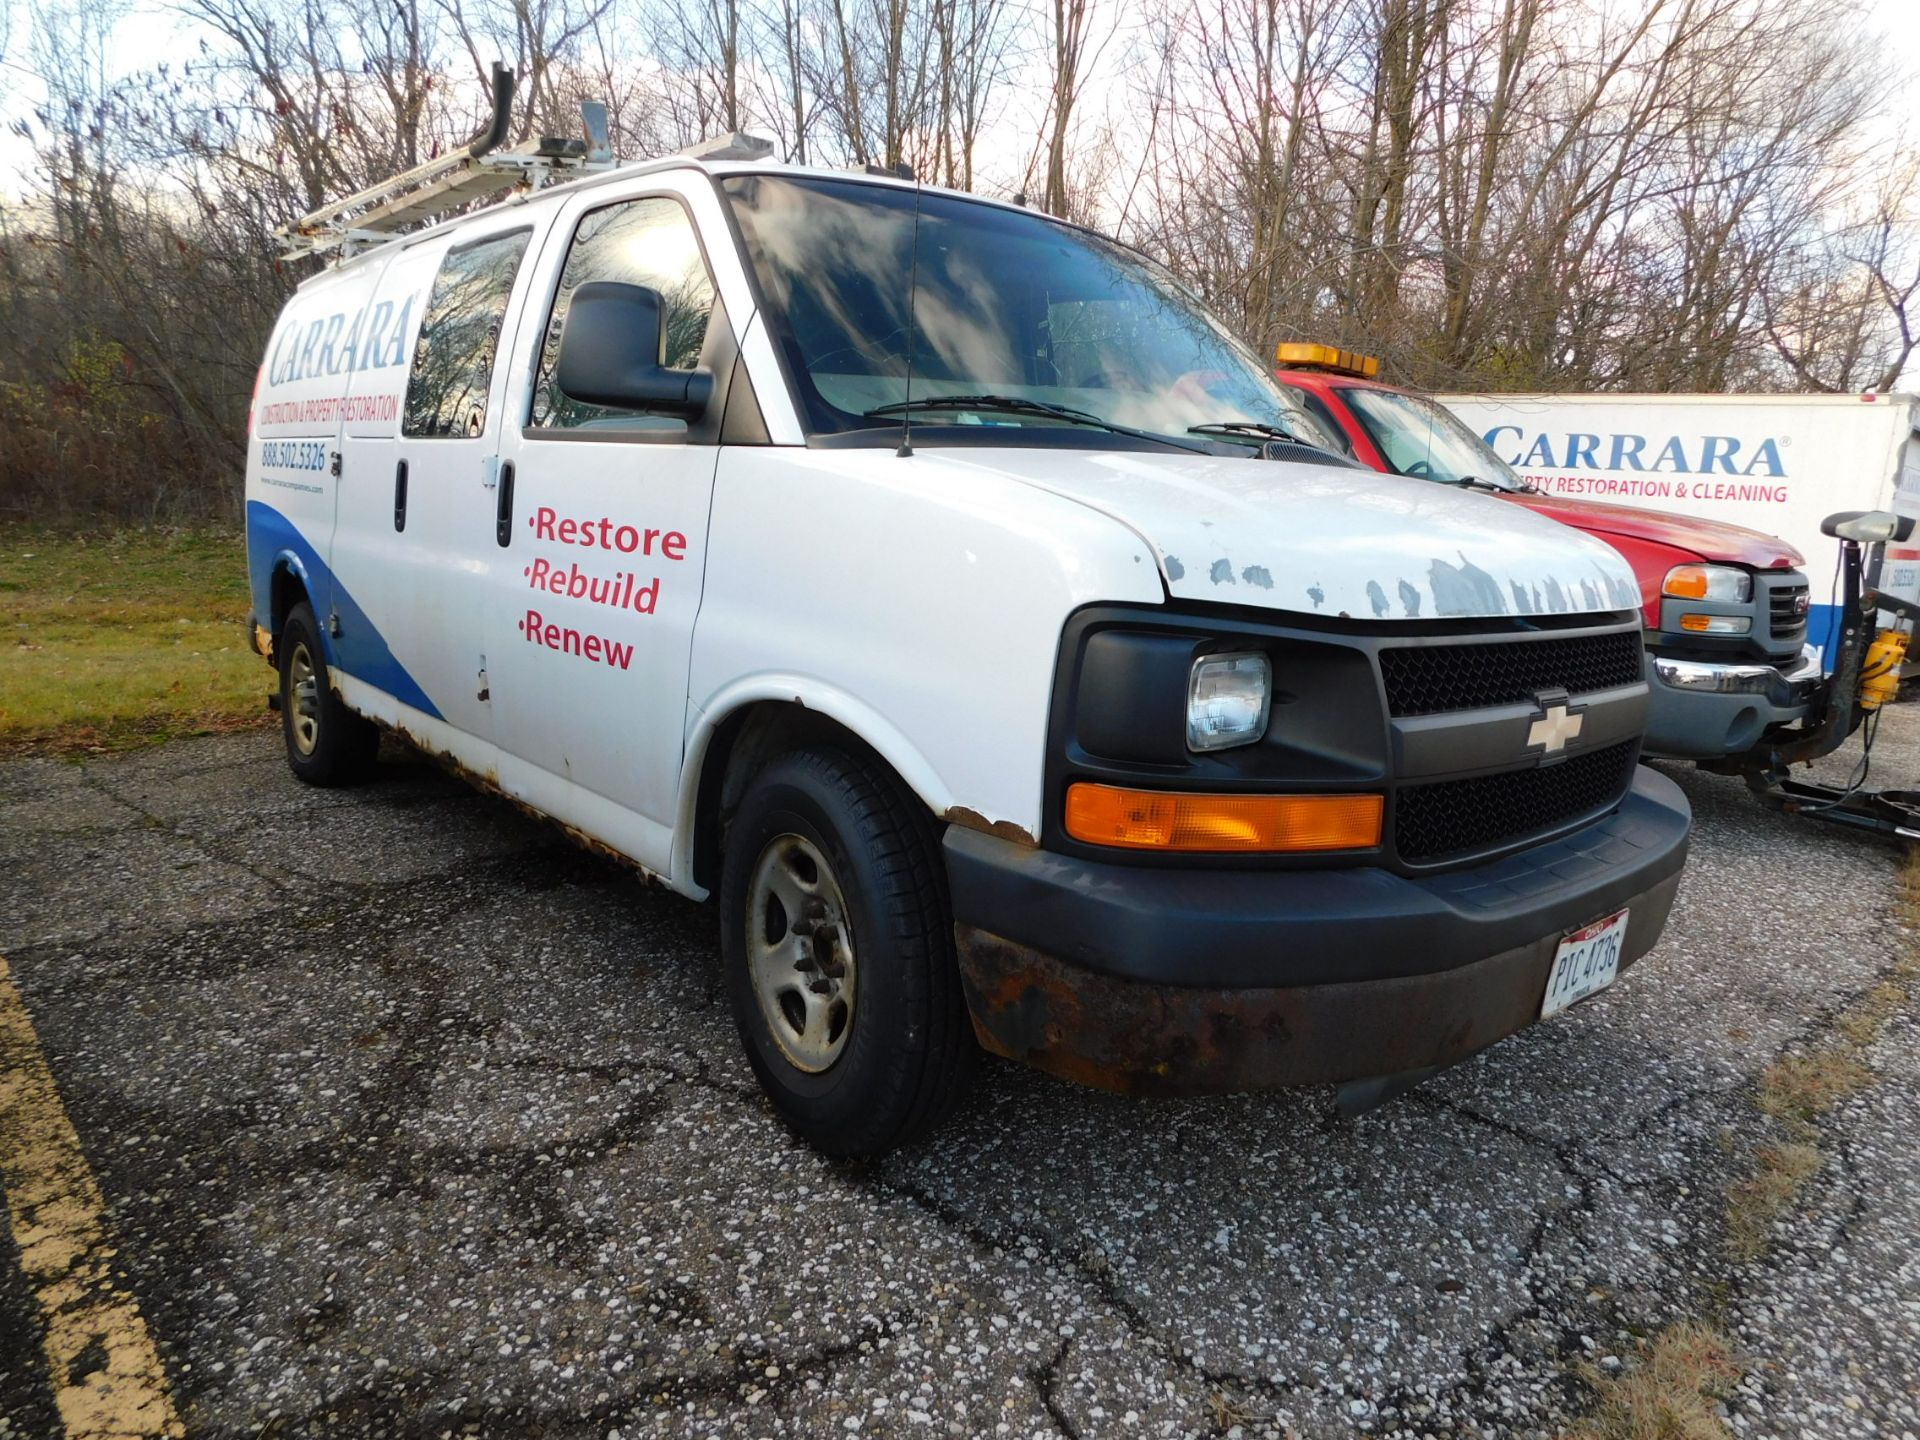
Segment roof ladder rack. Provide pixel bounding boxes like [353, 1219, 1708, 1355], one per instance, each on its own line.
[278, 65, 616, 260]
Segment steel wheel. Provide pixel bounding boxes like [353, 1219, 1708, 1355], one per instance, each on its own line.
[287, 639, 321, 756]
[746, 834, 857, 1073]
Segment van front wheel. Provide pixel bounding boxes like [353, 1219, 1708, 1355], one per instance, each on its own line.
[721, 746, 976, 1156]
[278, 602, 380, 786]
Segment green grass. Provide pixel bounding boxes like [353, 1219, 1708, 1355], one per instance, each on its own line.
[0, 528, 273, 754]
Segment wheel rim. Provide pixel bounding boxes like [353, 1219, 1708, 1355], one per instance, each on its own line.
[288, 640, 321, 756]
[745, 834, 857, 1073]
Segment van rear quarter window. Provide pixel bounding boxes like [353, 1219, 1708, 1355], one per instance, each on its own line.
[401, 229, 532, 439]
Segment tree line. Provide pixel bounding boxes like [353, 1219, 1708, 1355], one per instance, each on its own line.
[0, 0, 1914, 523]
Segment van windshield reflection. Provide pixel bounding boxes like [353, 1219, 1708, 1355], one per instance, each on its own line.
[722, 174, 1336, 452]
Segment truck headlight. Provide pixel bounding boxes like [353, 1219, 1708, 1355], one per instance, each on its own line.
[1663, 564, 1752, 604]
[1187, 652, 1271, 751]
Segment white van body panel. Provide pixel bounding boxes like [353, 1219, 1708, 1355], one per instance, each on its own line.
[1440, 391, 1920, 647]
[682, 446, 1165, 884]
[961, 447, 1643, 619]
[485, 174, 733, 876]
[250, 255, 409, 641]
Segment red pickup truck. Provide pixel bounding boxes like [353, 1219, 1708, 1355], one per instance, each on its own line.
[1273, 346, 1819, 760]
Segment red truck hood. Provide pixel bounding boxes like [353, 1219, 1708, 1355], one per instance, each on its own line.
[1509, 492, 1803, 569]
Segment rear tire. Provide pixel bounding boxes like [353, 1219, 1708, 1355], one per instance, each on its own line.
[278, 601, 380, 787]
[721, 745, 977, 1156]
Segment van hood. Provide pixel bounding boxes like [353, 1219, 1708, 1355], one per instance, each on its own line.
[944, 448, 1642, 620]
[1507, 491, 1805, 569]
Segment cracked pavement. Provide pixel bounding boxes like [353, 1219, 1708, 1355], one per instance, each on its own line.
[2, 711, 1918, 1439]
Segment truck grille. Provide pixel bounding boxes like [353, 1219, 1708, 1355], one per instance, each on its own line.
[1769, 581, 1809, 640]
[1394, 740, 1639, 865]
[1379, 631, 1643, 717]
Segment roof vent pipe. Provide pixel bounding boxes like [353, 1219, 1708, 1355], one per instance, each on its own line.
[466, 63, 516, 160]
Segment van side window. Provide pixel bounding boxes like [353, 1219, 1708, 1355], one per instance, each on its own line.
[529, 198, 716, 430]
[402, 230, 532, 439]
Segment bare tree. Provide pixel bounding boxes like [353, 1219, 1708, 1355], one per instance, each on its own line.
[2, 0, 1917, 526]
[1039, 0, 1093, 216]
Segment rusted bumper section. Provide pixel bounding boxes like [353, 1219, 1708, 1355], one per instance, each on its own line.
[944, 766, 1690, 1096]
[956, 872, 1678, 1094]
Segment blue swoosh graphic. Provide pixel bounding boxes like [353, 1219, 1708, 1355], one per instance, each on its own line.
[246, 500, 443, 719]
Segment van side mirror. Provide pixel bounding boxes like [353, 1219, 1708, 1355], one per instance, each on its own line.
[555, 281, 713, 419]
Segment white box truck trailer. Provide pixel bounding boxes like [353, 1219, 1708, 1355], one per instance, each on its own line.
[1439, 392, 1920, 657]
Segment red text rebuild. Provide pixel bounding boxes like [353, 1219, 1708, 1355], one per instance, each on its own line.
[518, 508, 692, 670]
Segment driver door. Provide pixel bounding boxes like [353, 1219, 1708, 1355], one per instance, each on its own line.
[484, 185, 724, 874]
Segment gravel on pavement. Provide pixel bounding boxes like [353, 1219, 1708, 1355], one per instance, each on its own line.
[2, 708, 1917, 1439]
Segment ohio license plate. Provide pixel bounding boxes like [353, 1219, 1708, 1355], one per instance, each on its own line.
[1540, 909, 1629, 1018]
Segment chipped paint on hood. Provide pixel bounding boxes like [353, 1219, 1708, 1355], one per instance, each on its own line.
[937, 448, 1642, 620]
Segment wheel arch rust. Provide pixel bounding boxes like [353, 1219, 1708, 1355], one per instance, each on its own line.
[671, 682, 1037, 900]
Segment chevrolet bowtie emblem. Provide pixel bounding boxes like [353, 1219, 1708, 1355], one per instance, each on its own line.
[1527, 700, 1584, 755]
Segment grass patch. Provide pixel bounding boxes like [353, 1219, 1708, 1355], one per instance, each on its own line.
[1724, 1142, 1823, 1262]
[1755, 1050, 1874, 1130]
[0, 528, 273, 754]
[1561, 1322, 1741, 1440]
[1722, 859, 1920, 1260]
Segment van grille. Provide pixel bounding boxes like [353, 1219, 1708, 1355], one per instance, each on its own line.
[1379, 632, 1643, 718]
[1394, 740, 1639, 865]
[1769, 581, 1809, 641]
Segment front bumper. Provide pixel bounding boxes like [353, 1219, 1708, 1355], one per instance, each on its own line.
[1644, 646, 1821, 758]
[944, 766, 1690, 1095]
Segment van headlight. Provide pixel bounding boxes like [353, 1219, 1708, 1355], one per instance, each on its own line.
[1663, 564, 1752, 603]
[1187, 652, 1271, 751]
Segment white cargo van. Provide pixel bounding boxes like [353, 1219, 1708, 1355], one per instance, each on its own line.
[245, 113, 1690, 1153]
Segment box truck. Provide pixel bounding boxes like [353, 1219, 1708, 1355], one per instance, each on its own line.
[1440, 391, 1920, 658]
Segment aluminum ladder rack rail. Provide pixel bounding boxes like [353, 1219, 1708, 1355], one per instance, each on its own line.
[277, 65, 614, 260]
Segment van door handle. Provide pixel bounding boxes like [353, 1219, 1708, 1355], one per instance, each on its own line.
[495, 461, 515, 547]
[393, 459, 409, 532]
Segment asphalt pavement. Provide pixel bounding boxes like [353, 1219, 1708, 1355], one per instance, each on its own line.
[2, 710, 1917, 1440]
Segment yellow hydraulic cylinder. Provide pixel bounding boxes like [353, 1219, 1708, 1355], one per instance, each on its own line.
[1859, 629, 1909, 710]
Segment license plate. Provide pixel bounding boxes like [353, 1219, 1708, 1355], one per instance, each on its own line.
[1540, 909, 1629, 1018]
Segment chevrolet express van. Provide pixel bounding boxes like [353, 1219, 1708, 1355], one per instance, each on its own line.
[246, 132, 1691, 1154]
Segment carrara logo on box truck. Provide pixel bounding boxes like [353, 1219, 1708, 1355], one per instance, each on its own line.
[1484, 428, 1787, 478]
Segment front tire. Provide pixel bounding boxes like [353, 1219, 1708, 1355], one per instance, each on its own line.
[278, 601, 380, 786]
[721, 746, 977, 1156]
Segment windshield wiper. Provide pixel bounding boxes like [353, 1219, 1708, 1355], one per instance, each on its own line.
[1443, 473, 1513, 493]
[863, 394, 1211, 454]
[1187, 420, 1302, 444]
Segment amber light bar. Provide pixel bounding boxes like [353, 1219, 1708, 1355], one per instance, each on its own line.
[1064, 783, 1383, 853]
[1273, 342, 1381, 378]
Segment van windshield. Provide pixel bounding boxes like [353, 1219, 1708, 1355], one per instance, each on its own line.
[1341, 387, 1529, 491]
[721, 174, 1338, 452]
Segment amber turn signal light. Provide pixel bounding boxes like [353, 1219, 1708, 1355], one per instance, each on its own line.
[1063, 784, 1383, 853]
[1663, 566, 1710, 599]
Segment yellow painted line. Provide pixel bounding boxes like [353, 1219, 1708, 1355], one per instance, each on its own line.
[0, 956, 185, 1439]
